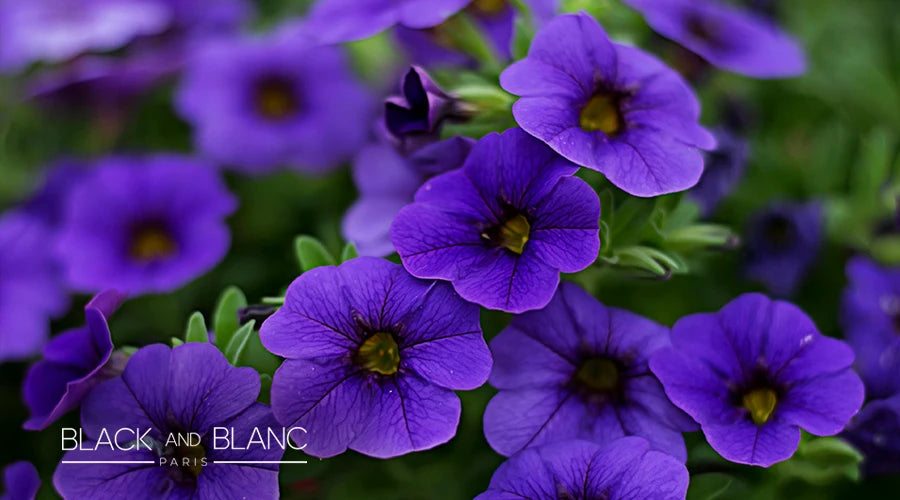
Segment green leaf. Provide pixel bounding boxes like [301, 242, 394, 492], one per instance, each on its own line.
[773, 436, 862, 484]
[687, 473, 734, 500]
[294, 235, 336, 272]
[510, 15, 534, 61]
[184, 311, 209, 343]
[224, 320, 256, 367]
[340, 242, 359, 262]
[171, 337, 184, 347]
[213, 286, 247, 350]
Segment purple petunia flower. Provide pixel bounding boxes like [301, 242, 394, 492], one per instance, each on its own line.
[0, 212, 68, 363]
[302, 0, 471, 44]
[385, 66, 468, 154]
[53, 343, 282, 499]
[623, 0, 805, 78]
[175, 33, 374, 174]
[56, 155, 237, 296]
[476, 437, 688, 500]
[23, 290, 126, 430]
[743, 201, 822, 297]
[484, 282, 697, 460]
[500, 13, 715, 197]
[260, 257, 492, 458]
[688, 128, 748, 217]
[841, 256, 900, 399]
[391, 128, 600, 313]
[343, 136, 474, 256]
[0, 0, 171, 72]
[842, 395, 900, 477]
[651, 293, 865, 467]
[1, 462, 40, 500]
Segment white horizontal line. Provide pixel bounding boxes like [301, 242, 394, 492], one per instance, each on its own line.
[61, 461, 156, 464]
[212, 461, 308, 464]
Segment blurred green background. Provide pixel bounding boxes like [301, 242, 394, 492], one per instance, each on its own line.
[1, 0, 899, 498]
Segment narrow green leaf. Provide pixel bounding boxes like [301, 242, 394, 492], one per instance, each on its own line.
[184, 311, 208, 343]
[171, 337, 184, 347]
[213, 286, 247, 350]
[340, 242, 359, 262]
[294, 235, 336, 272]
[225, 320, 256, 366]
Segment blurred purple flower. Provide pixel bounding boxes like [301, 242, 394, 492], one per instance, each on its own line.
[54, 343, 281, 498]
[842, 395, 900, 477]
[56, 155, 237, 295]
[260, 257, 491, 458]
[395, 0, 559, 67]
[0, 0, 171, 72]
[23, 290, 125, 431]
[342, 136, 474, 256]
[689, 129, 748, 216]
[27, 53, 176, 113]
[476, 438, 688, 500]
[623, 0, 805, 78]
[21, 160, 89, 228]
[385, 66, 467, 154]
[651, 293, 864, 467]
[841, 256, 900, 399]
[743, 201, 822, 297]
[390, 128, 600, 313]
[484, 282, 696, 460]
[175, 34, 374, 174]
[302, 0, 471, 44]
[0, 212, 69, 363]
[1, 462, 40, 500]
[501, 13, 715, 197]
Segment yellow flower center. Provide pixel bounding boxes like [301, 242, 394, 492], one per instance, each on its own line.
[742, 388, 778, 425]
[176, 442, 206, 478]
[356, 332, 401, 375]
[579, 93, 624, 135]
[469, 0, 507, 16]
[483, 214, 530, 255]
[130, 226, 176, 262]
[575, 358, 620, 394]
[255, 77, 298, 120]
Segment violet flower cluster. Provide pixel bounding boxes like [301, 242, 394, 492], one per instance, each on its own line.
[1, 0, 882, 499]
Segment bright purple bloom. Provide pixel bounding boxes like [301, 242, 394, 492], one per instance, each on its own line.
[623, 0, 805, 78]
[23, 290, 125, 430]
[302, 0, 471, 44]
[54, 343, 281, 499]
[689, 128, 748, 216]
[343, 137, 474, 256]
[385, 66, 467, 154]
[484, 282, 696, 460]
[395, 0, 559, 67]
[260, 257, 492, 458]
[841, 256, 900, 399]
[22, 160, 89, 228]
[56, 155, 237, 295]
[843, 395, 900, 477]
[175, 34, 374, 174]
[500, 13, 715, 197]
[476, 437, 688, 500]
[391, 128, 600, 313]
[651, 293, 865, 467]
[0, 0, 171, 72]
[1, 462, 40, 500]
[0, 212, 68, 362]
[743, 201, 822, 297]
